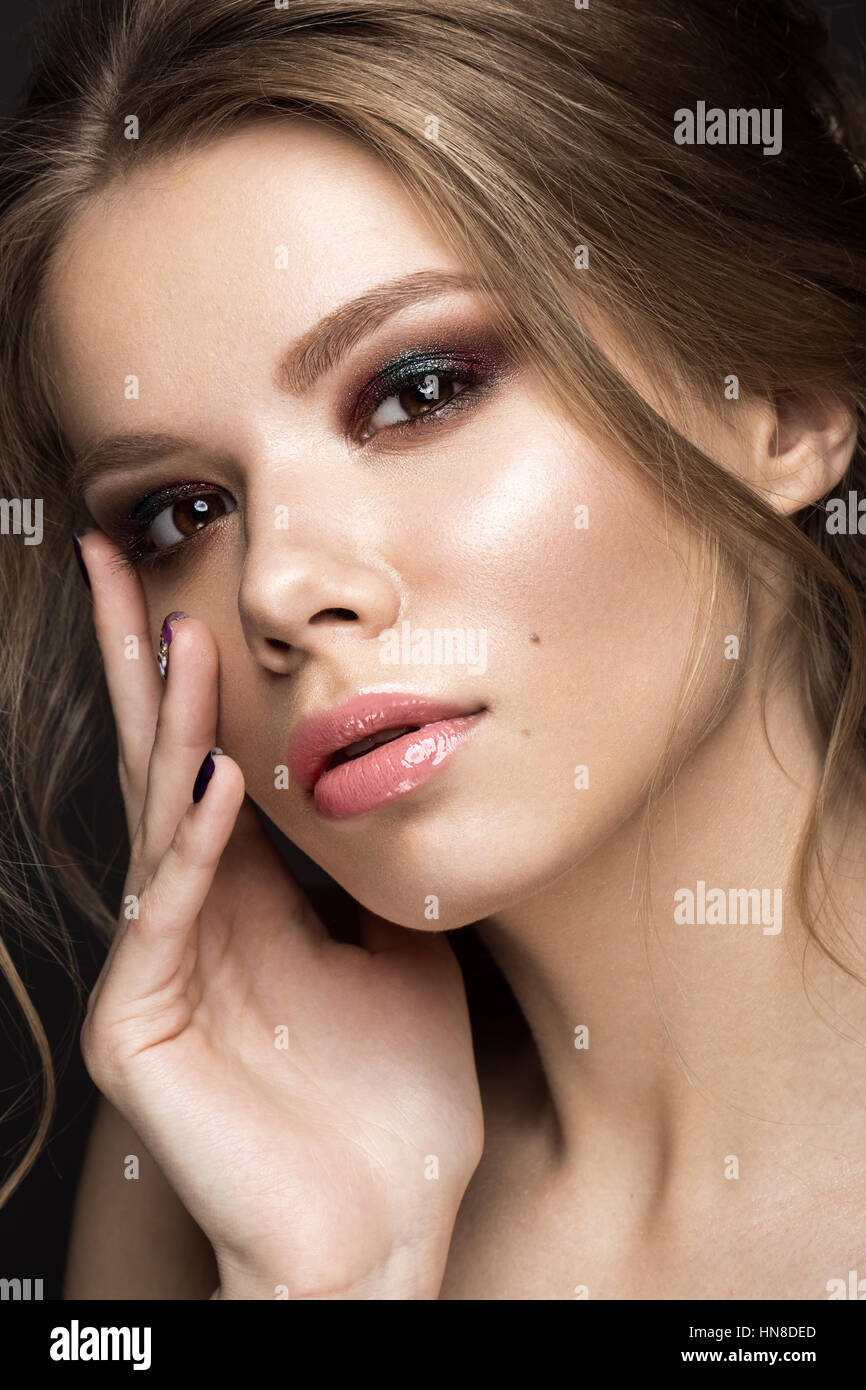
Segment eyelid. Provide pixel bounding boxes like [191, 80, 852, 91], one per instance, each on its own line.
[336, 312, 512, 422]
[344, 347, 514, 449]
[111, 482, 235, 570]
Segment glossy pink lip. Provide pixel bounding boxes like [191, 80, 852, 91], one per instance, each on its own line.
[288, 692, 485, 820]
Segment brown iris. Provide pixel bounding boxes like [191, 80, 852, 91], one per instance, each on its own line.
[396, 373, 459, 418]
[169, 493, 231, 536]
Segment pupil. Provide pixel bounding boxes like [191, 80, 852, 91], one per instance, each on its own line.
[175, 494, 223, 535]
[399, 374, 454, 417]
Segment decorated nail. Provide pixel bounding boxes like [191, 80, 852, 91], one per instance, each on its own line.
[193, 747, 223, 804]
[157, 611, 189, 679]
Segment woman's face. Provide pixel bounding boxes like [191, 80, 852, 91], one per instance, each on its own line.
[45, 119, 733, 929]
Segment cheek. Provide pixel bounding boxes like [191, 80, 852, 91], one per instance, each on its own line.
[372, 420, 719, 868]
[390, 408, 699, 713]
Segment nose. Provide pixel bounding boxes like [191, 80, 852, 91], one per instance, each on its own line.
[238, 538, 402, 672]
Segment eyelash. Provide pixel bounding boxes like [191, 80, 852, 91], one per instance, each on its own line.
[110, 348, 504, 572]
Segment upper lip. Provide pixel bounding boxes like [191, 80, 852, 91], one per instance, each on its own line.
[288, 691, 484, 791]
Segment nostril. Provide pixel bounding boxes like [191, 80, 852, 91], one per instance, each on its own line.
[310, 608, 359, 623]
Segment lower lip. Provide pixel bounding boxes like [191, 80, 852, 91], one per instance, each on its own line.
[312, 713, 484, 820]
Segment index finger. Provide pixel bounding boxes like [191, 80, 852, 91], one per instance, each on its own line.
[75, 528, 164, 834]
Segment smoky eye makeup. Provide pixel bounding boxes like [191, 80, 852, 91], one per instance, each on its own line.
[109, 480, 236, 572]
[101, 318, 516, 572]
[341, 327, 515, 445]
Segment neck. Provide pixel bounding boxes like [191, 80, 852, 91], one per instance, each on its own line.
[478, 666, 866, 1212]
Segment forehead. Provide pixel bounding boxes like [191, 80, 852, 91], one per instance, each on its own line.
[42, 119, 458, 441]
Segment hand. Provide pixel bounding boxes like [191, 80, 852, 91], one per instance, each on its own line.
[76, 532, 484, 1299]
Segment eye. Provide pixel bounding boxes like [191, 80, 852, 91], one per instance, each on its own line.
[349, 345, 506, 445]
[356, 370, 470, 443]
[112, 483, 236, 571]
[146, 489, 236, 549]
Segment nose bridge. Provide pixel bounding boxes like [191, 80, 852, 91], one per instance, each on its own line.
[236, 452, 402, 653]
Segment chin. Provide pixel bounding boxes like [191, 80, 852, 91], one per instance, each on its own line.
[306, 806, 566, 932]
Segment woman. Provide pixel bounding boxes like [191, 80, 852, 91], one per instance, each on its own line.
[1, 0, 865, 1299]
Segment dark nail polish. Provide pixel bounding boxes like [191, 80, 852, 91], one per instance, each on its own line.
[72, 528, 93, 591]
[157, 611, 189, 679]
[193, 747, 222, 804]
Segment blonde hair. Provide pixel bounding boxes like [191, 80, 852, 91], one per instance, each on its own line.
[1, 0, 865, 1206]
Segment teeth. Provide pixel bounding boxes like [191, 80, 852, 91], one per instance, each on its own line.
[330, 725, 420, 768]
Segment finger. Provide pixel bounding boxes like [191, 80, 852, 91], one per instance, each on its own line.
[131, 615, 220, 876]
[77, 530, 164, 833]
[87, 784, 274, 1025]
[93, 753, 246, 1017]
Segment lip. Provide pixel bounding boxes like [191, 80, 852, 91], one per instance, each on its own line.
[288, 691, 486, 820]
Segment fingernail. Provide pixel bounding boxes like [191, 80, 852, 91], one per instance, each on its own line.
[193, 747, 223, 804]
[72, 527, 94, 591]
[157, 611, 189, 680]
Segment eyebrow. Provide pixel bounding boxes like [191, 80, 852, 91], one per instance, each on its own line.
[69, 269, 481, 496]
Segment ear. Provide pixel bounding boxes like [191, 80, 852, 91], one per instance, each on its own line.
[750, 390, 858, 514]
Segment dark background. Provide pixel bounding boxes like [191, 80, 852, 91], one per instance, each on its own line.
[1, 0, 865, 1299]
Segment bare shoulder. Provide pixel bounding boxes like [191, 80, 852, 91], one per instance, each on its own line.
[64, 1093, 218, 1300]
